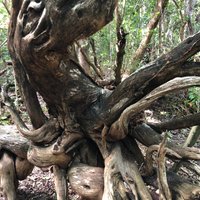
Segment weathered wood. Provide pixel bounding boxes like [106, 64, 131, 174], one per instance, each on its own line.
[0, 125, 29, 158]
[5, 0, 200, 199]
[15, 157, 34, 180]
[132, 124, 200, 160]
[148, 113, 200, 133]
[53, 166, 68, 200]
[108, 76, 200, 140]
[27, 143, 71, 168]
[144, 171, 200, 200]
[0, 151, 17, 200]
[101, 41, 200, 125]
[103, 143, 152, 200]
[68, 164, 104, 200]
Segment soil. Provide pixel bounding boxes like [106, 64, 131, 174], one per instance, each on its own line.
[0, 167, 81, 200]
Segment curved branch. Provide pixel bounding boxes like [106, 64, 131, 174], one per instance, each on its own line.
[68, 164, 104, 200]
[1, 84, 61, 144]
[108, 76, 200, 140]
[27, 143, 71, 168]
[103, 143, 152, 200]
[100, 30, 200, 124]
[132, 124, 200, 160]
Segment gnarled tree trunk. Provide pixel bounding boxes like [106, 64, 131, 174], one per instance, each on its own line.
[1, 0, 200, 199]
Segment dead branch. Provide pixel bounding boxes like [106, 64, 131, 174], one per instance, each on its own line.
[148, 113, 200, 133]
[172, 126, 200, 172]
[132, 124, 200, 160]
[103, 143, 152, 200]
[100, 33, 200, 124]
[108, 76, 200, 140]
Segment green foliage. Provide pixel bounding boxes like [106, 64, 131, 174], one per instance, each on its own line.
[0, 1, 10, 70]
[91, 0, 200, 73]
[187, 87, 200, 112]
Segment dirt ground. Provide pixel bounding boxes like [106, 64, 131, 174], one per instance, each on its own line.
[0, 167, 81, 200]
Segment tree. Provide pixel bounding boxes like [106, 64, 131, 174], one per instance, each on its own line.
[1, 0, 200, 199]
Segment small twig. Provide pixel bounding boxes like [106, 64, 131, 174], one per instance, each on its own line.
[0, 69, 7, 76]
[2, 0, 11, 15]
[0, 39, 7, 48]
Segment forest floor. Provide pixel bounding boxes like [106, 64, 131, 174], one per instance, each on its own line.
[0, 90, 199, 200]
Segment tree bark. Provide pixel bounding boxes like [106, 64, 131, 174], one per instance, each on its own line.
[2, 0, 200, 199]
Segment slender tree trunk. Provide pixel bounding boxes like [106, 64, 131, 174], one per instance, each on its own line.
[131, 0, 169, 72]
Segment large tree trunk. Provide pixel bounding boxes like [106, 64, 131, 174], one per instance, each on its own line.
[1, 0, 200, 199]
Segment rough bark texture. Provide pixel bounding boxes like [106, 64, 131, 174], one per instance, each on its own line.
[1, 0, 200, 199]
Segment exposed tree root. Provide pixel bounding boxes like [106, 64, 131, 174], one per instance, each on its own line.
[102, 143, 152, 200]
[3, 0, 200, 199]
[144, 171, 200, 200]
[53, 165, 68, 200]
[156, 134, 172, 200]
[148, 114, 200, 133]
[68, 163, 104, 200]
[27, 143, 72, 168]
[132, 124, 200, 160]
[0, 151, 17, 200]
[15, 157, 34, 180]
[108, 77, 200, 140]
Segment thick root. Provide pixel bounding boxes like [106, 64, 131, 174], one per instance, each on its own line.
[0, 151, 17, 200]
[15, 157, 34, 180]
[103, 143, 152, 200]
[27, 143, 71, 168]
[144, 171, 200, 200]
[53, 165, 68, 200]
